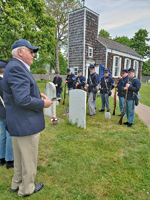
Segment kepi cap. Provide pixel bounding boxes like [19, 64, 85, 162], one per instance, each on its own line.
[67, 68, 70, 73]
[89, 64, 95, 69]
[55, 70, 59, 73]
[0, 60, 8, 69]
[128, 68, 135, 72]
[78, 69, 82, 73]
[12, 39, 38, 53]
[104, 68, 109, 73]
[122, 69, 128, 73]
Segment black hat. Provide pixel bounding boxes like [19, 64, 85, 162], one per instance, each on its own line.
[55, 70, 59, 73]
[128, 68, 135, 72]
[122, 69, 128, 73]
[104, 68, 109, 73]
[67, 68, 70, 73]
[89, 64, 95, 69]
[78, 69, 82, 73]
[0, 60, 8, 69]
[12, 39, 38, 53]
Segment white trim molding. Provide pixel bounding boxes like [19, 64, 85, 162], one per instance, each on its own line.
[108, 49, 143, 61]
[112, 56, 121, 78]
[124, 58, 131, 69]
[88, 47, 93, 58]
[133, 60, 139, 78]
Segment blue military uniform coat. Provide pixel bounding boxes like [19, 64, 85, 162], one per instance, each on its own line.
[2, 57, 45, 137]
[117, 75, 129, 97]
[74, 75, 86, 89]
[53, 76, 62, 93]
[100, 76, 114, 94]
[87, 72, 98, 93]
[66, 73, 75, 88]
[127, 76, 141, 100]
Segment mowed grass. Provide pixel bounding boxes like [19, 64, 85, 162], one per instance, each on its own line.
[0, 82, 150, 200]
[140, 82, 150, 107]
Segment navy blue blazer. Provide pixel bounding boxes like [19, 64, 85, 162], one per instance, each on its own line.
[2, 57, 45, 137]
[0, 76, 6, 119]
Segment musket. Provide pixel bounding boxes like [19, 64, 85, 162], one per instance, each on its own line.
[62, 83, 66, 105]
[118, 80, 129, 125]
[112, 87, 116, 115]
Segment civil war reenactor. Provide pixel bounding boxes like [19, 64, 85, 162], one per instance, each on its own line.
[65, 68, 75, 94]
[123, 68, 141, 127]
[53, 70, 62, 101]
[116, 69, 129, 116]
[99, 68, 114, 112]
[74, 69, 86, 89]
[85, 64, 98, 116]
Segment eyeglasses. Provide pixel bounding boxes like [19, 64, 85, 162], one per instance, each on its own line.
[29, 49, 34, 54]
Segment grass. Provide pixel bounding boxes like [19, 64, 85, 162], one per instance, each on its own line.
[0, 82, 150, 200]
[140, 82, 150, 107]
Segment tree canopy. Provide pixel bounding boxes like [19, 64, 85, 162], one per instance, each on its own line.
[0, 0, 56, 63]
[99, 29, 111, 38]
[44, 0, 82, 71]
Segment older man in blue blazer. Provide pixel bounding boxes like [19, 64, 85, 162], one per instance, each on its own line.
[3, 39, 53, 197]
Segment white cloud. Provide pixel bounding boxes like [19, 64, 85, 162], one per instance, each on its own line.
[84, 0, 150, 38]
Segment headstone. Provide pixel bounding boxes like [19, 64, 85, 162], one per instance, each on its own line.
[148, 80, 150, 84]
[44, 82, 56, 118]
[105, 112, 111, 119]
[69, 90, 86, 129]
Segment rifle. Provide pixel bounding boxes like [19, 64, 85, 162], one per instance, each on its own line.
[112, 87, 116, 115]
[63, 84, 66, 105]
[118, 81, 129, 125]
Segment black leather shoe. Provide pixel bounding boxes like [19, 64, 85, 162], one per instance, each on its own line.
[123, 122, 128, 125]
[0, 158, 6, 166]
[128, 123, 132, 127]
[88, 114, 93, 117]
[33, 182, 44, 193]
[107, 110, 110, 112]
[6, 161, 14, 169]
[98, 109, 105, 112]
[10, 188, 19, 193]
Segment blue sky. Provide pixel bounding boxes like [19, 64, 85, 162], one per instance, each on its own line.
[83, 0, 150, 40]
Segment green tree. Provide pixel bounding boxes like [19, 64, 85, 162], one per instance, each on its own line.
[113, 36, 132, 47]
[131, 29, 150, 58]
[99, 29, 111, 38]
[44, 0, 82, 71]
[0, 0, 56, 63]
[142, 59, 150, 75]
[59, 52, 68, 75]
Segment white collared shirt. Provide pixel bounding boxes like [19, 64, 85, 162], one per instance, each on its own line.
[0, 75, 3, 78]
[13, 57, 30, 72]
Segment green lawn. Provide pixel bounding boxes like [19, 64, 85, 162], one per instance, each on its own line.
[140, 82, 150, 107]
[0, 83, 150, 200]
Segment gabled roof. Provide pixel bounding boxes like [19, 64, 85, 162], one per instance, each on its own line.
[97, 35, 143, 59]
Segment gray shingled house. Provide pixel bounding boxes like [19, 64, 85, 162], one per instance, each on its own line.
[68, 6, 143, 80]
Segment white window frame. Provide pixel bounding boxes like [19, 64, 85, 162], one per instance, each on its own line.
[88, 47, 93, 58]
[73, 67, 78, 76]
[124, 58, 131, 70]
[112, 56, 121, 78]
[133, 60, 139, 78]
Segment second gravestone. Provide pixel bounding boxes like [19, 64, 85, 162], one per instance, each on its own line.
[44, 82, 56, 118]
[69, 90, 86, 129]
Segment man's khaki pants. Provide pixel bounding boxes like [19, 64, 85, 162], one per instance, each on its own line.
[11, 133, 40, 196]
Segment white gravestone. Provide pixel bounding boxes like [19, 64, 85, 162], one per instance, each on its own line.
[69, 90, 86, 129]
[148, 80, 150, 84]
[44, 82, 56, 118]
